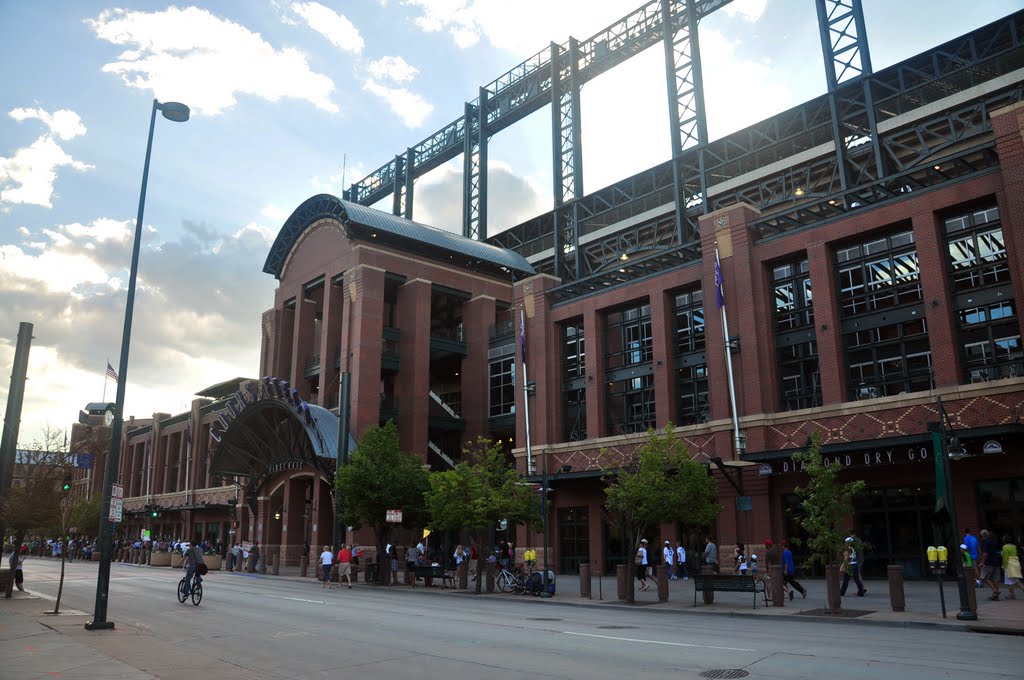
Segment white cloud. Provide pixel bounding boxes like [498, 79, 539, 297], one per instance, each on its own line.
[260, 204, 290, 222]
[87, 7, 339, 115]
[9, 107, 87, 141]
[0, 108, 94, 209]
[290, 2, 365, 53]
[368, 56, 420, 83]
[722, 0, 768, 22]
[0, 215, 276, 444]
[310, 160, 367, 194]
[363, 79, 434, 128]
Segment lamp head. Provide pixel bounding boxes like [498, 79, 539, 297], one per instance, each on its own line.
[157, 101, 190, 123]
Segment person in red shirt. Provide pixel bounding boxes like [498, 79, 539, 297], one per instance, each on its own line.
[337, 545, 353, 589]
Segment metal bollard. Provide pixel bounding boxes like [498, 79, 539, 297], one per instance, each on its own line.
[702, 565, 716, 604]
[299, 555, 308, 578]
[485, 562, 495, 593]
[458, 562, 469, 590]
[657, 564, 669, 602]
[887, 564, 905, 612]
[272, 554, 280, 575]
[579, 563, 592, 599]
[616, 564, 626, 601]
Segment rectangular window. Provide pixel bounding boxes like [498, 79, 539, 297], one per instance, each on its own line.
[843, 319, 932, 399]
[561, 319, 586, 442]
[944, 204, 1021, 381]
[605, 302, 652, 370]
[773, 257, 820, 410]
[488, 358, 515, 417]
[673, 289, 705, 354]
[606, 374, 655, 435]
[675, 364, 709, 425]
[837, 228, 921, 317]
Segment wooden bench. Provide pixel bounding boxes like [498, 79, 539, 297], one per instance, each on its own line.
[692, 574, 767, 609]
[410, 564, 454, 589]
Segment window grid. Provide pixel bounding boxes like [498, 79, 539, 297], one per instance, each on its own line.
[836, 229, 922, 317]
[488, 357, 515, 417]
[562, 320, 587, 442]
[605, 302, 652, 370]
[944, 205, 1022, 382]
[773, 257, 820, 410]
[606, 375, 655, 435]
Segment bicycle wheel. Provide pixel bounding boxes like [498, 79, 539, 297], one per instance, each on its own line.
[497, 570, 513, 593]
[177, 578, 187, 603]
[191, 582, 203, 606]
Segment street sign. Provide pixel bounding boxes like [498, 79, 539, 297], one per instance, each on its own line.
[108, 498, 123, 523]
[386, 509, 402, 523]
[111, 483, 124, 499]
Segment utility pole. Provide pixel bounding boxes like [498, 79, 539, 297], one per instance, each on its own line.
[0, 322, 34, 565]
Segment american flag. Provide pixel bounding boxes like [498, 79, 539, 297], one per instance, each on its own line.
[106, 362, 119, 382]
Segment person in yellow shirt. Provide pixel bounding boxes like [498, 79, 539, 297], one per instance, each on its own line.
[1000, 534, 1021, 599]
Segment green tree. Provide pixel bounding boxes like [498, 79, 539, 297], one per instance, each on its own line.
[604, 424, 720, 601]
[425, 437, 541, 593]
[69, 493, 103, 539]
[335, 421, 430, 583]
[792, 432, 866, 570]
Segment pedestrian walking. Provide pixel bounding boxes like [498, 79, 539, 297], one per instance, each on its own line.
[704, 536, 719, 574]
[14, 545, 27, 592]
[319, 544, 333, 589]
[337, 544, 353, 589]
[963, 528, 981, 587]
[781, 540, 807, 600]
[1000, 534, 1021, 599]
[979, 529, 1001, 600]
[840, 530, 866, 597]
[734, 542, 747, 575]
[663, 541, 677, 580]
[635, 539, 650, 591]
[675, 542, 688, 580]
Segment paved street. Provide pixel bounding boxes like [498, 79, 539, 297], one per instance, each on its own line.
[3, 558, 1022, 680]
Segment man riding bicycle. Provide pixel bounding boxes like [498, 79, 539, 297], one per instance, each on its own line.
[182, 542, 206, 596]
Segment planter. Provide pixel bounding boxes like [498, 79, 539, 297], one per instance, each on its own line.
[150, 552, 171, 567]
[204, 554, 222, 571]
[170, 553, 185, 569]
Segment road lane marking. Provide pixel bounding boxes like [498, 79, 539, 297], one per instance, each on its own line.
[264, 595, 327, 604]
[562, 631, 755, 652]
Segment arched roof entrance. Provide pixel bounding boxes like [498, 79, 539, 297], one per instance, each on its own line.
[208, 378, 351, 518]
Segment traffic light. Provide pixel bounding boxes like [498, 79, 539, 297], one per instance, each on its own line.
[61, 477, 71, 493]
[151, 510, 159, 517]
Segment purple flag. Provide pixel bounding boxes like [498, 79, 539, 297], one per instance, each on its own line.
[714, 249, 725, 310]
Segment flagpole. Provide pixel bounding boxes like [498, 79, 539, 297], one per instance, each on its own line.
[715, 248, 743, 456]
[520, 307, 534, 475]
[102, 359, 108, 402]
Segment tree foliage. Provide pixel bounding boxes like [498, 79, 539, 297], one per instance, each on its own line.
[425, 437, 541, 593]
[792, 432, 866, 569]
[604, 424, 721, 598]
[335, 421, 429, 582]
[69, 494, 103, 537]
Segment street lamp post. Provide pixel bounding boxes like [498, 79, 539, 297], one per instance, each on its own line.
[932, 396, 977, 621]
[86, 99, 189, 631]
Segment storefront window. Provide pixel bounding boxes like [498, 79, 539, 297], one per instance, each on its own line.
[854, 485, 935, 578]
[558, 507, 590, 574]
[977, 479, 1024, 543]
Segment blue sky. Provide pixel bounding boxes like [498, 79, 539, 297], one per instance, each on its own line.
[0, 0, 1018, 445]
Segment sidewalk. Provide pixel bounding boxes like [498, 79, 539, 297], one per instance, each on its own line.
[0, 590, 278, 680]
[260, 563, 1024, 634]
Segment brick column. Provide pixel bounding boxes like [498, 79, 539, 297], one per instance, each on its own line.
[699, 213, 731, 426]
[396, 278, 432, 458]
[807, 240, 844, 405]
[583, 306, 605, 439]
[991, 103, 1024, 317]
[912, 212, 960, 388]
[319, 275, 345, 407]
[276, 305, 295, 381]
[341, 265, 387, 441]
[461, 295, 496, 442]
[290, 289, 317, 400]
[649, 287, 675, 428]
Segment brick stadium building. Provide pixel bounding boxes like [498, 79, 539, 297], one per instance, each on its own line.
[81, 2, 1024, 577]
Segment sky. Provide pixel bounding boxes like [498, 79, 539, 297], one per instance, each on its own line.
[0, 0, 1019, 447]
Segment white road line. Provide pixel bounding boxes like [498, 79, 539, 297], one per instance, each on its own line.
[562, 631, 755, 652]
[264, 595, 327, 604]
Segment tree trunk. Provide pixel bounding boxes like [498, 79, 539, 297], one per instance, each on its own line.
[474, 529, 486, 594]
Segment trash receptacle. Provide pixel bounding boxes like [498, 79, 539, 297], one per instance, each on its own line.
[365, 562, 378, 583]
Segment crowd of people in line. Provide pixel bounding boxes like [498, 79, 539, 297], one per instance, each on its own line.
[961, 528, 1022, 601]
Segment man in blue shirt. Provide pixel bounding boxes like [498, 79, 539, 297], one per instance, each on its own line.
[963, 528, 981, 587]
[780, 540, 807, 600]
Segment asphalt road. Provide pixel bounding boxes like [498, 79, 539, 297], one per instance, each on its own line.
[19, 558, 1023, 680]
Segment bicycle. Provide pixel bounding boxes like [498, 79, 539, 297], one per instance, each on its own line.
[496, 565, 525, 593]
[177, 575, 203, 605]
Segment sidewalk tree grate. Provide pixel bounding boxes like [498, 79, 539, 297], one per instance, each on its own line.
[699, 671, 749, 679]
